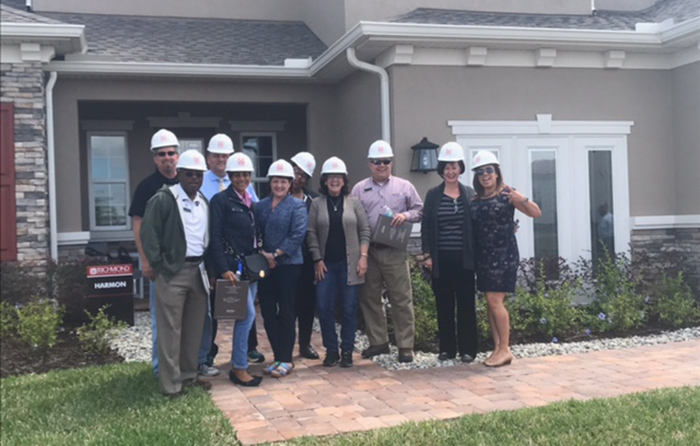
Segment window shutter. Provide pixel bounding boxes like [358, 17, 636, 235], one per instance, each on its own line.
[0, 103, 17, 262]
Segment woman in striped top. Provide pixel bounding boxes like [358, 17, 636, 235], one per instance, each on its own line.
[421, 142, 478, 363]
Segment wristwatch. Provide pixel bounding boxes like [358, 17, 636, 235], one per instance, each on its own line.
[272, 251, 280, 259]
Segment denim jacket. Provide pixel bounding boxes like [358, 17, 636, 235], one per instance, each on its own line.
[255, 194, 308, 265]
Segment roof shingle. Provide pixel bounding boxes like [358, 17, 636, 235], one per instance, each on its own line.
[0, 4, 64, 24]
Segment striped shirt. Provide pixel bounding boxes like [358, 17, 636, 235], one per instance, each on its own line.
[437, 194, 464, 251]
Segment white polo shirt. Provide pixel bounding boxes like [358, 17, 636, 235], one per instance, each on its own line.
[176, 184, 207, 257]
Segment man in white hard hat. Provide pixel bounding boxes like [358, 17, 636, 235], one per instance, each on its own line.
[128, 129, 180, 376]
[351, 140, 423, 363]
[290, 151, 320, 360]
[141, 149, 212, 397]
[198, 134, 261, 373]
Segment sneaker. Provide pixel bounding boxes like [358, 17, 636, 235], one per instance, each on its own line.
[461, 354, 475, 364]
[340, 350, 353, 368]
[247, 350, 265, 364]
[197, 363, 220, 377]
[323, 351, 339, 367]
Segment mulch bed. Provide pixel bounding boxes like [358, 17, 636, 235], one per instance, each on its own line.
[1, 330, 123, 378]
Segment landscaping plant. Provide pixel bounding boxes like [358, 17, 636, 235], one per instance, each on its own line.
[76, 306, 128, 355]
[14, 297, 64, 355]
[650, 272, 700, 328]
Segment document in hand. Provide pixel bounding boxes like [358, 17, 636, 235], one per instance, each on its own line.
[214, 279, 249, 320]
[372, 214, 413, 250]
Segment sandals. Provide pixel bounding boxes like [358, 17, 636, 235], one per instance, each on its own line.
[263, 362, 280, 375]
[270, 362, 294, 378]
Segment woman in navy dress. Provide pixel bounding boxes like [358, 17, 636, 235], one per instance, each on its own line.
[470, 151, 541, 367]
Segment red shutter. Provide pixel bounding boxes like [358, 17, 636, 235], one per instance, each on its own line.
[0, 103, 17, 262]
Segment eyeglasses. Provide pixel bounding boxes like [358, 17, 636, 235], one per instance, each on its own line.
[155, 151, 177, 157]
[475, 166, 495, 176]
[182, 171, 203, 178]
[370, 159, 392, 166]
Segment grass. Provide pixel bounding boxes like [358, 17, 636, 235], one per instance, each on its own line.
[289, 386, 700, 446]
[2, 363, 699, 446]
[0, 362, 237, 446]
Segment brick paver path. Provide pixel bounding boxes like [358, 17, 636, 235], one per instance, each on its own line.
[208, 318, 700, 445]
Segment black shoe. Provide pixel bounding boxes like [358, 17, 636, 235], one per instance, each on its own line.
[361, 343, 390, 359]
[323, 351, 339, 367]
[183, 378, 212, 391]
[437, 352, 455, 361]
[228, 370, 262, 387]
[340, 350, 353, 368]
[300, 344, 320, 360]
[247, 350, 265, 364]
[398, 348, 414, 363]
[460, 354, 475, 364]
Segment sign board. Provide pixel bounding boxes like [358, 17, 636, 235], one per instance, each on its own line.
[86, 264, 134, 297]
[214, 279, 249, 320]
[372, 214, 413, 250]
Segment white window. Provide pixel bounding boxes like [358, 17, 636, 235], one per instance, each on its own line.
[179, 138, 205, 154]
[450, 116, 633, 264]
[241, 133, 277, 198]
[88, 132, 131, 231]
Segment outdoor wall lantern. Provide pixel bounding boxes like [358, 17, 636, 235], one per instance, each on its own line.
[410, 137, 439, 173]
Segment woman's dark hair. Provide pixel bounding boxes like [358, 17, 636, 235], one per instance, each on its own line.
[437, 160, 465, 177]
[472, 164, 504, 198]
[318, 173, 350, 196]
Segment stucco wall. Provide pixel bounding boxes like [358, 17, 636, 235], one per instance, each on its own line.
[389, 65, 675, 217]
[301, 0, 346, 46]
[672, 62, 700, 215]
[52, 78, 337, 233]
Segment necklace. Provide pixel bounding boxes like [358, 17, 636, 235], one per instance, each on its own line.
[329, 195, 342, 212]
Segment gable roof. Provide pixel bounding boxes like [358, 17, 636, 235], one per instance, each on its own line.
[38, 12, 327, 66]
[393, 0, 700, 30]
[0, 4, 63, 24]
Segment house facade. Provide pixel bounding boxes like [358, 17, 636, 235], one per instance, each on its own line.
[1, 0, 698, 289]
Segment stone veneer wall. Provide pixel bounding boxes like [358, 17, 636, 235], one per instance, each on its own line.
[631, 227, 700, 298]
[0, 61, 49, 270]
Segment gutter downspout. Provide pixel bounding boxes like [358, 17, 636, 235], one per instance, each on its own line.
[46, 71, 58, 261]
[346, 47, 391, 145]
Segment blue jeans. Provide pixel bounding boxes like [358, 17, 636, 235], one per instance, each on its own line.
[149, 280, 158, 375]
[231, 281, 258, 370]
[316, 261, 360, 353]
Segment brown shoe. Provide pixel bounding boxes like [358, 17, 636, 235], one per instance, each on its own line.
[184, 378, 213, 391]
[361, 343, 390, 359]
[398, 348, 414, 363]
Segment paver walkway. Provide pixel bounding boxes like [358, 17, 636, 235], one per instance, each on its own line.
[208, 317, 700, 445]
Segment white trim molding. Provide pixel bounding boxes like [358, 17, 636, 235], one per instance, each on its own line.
[148, 112, 220, 128]
[449, 115, 634, 136]
[631, 215, 700, 230]
[81, 120, 134, 131]
[229, 121, 286, 132]
[57, 231, 91, 246]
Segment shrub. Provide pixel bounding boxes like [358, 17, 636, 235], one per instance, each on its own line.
[14, 297, 64, 354]
[0, 262, 49, 306]
[650, 272, 700, 328]
[76, 306, 128, 355]
[0, 300, 17, 337]
[410, 265, 438, 352]
[48, 257, 101, 324]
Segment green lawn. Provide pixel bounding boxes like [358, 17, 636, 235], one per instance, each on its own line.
[0, 362, 237, 446]
[290, 386, 700, 446]
[2, 363, 699, 446]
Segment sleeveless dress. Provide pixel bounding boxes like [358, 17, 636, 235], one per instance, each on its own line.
[470, 192, 519, 293]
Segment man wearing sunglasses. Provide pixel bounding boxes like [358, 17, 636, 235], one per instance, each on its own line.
[129, 128, 180, 376]
[351, 140, 423, 363]
[141, 150, 212, 397]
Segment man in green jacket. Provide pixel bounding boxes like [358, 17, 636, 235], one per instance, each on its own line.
[141, 150, 211, 397]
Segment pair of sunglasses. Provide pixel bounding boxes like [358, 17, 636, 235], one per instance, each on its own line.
[371, 159, 392, 166]
[155, 151, 177, 157]
[475, 166, 495, 176]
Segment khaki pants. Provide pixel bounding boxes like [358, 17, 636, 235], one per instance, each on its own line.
[155, 262, 208, 395]
[359, 245, 414, 349]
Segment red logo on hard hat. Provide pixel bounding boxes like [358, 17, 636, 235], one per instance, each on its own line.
[475, 155, 481, 163]
[378, 146, 384, 153]
[194, 156, 202, 164]
[276, 163, 284, 171]
[446, 148, 452, 155]
[237, 157, 245, 165]
[332, 162, 338, 168]
[307, 162, 313, 170]
[218, 140, 225, 148]
[161, 134, 168, 142]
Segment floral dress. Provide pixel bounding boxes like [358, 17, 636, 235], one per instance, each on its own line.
[470, 192, 519, 293]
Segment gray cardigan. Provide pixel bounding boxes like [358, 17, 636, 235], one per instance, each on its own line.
[307, 195, 371, 286]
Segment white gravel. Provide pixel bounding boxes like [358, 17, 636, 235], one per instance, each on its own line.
[110, 311, 700, 371]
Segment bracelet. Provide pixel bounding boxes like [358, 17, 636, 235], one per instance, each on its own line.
[360, 253, 368, 257]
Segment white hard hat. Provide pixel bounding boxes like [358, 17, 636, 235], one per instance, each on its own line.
[150, 129, 179, 151]
[438, 142, 465, 162]
[207, 134, 234, 154]
[290, 152, 316, 177]
[321, 157, 348, 175]
[267, 159, 294, 179]
[226, 153, 254, 173]
[367, 140, 394, 159]
[472, 150, 500, 170]
[176, 149, 207, 171]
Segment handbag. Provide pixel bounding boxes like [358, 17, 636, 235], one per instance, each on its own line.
[223, 238, 269, 282]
